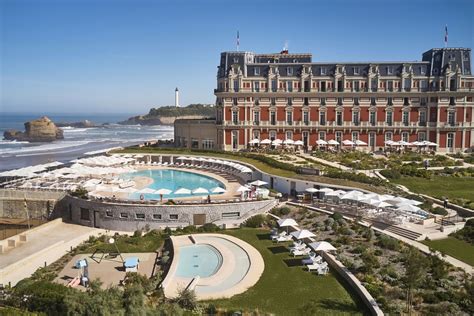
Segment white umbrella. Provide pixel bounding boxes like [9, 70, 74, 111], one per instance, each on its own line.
[342, 139, 355, 146]
[260, 139, 271, 145]
[192, 187, 209, 194]
[355, 140, 367, 146]
[341, 190, 365, 201]
[236, 185, 251, 192]
[318, 188, 334, 193]
[283, 139, 294, 145]
[391, 141, 401, 146]
[249, 139, 260, 145]
[277, 218, 298, 227]
[397, 204, 422, 213]
[411, 141, 423, 146]
[325, 190, 345, 197]
[327, 139, 339, 145]
[137, 187, 156, 194]
[384, 140, 394, 146]
[309, 241, 337, 252]
[397, 200, 423, 206]
[316, 139, 328, 145]
[291, 229, 316, 240]
[174, 187, 191, 195]
[294, 140, 304, 146]
[250, 180, 268, 186]
[271, 140, 282, 146]
[154, 188, 172, 195]
[371, 201, 392, 208]
[305, 188, 319, 193]
[273, 139, 282, 144]
[399, 140, 411, 146]
[211, 187, 226, 193]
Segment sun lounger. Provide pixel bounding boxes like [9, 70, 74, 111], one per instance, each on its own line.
[273, 235, 293, 243]
[289, 244, 307, 252]
[291, 247, 311, 257]
[302, 255, 323, 265]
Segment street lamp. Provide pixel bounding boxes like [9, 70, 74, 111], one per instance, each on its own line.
[108, 237, 124, 263]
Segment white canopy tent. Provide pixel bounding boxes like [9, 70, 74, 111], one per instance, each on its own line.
[309, 241, 337, 252]
[290, 229, 316, 240]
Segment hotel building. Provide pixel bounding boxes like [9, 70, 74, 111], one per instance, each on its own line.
[211, 48, 474, 152]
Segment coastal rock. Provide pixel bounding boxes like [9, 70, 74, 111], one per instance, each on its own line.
[56, 120, 98, 128]
[4, 116, 64, 142]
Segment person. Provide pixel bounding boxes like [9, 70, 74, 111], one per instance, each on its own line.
[444, 198, 449, 209]
[207, 194, 211, 204]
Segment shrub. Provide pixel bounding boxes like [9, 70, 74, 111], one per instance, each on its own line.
[380, 169, 401, 179]
[243, 214, 267, 228]
[271, 206, 291, 217]
[199, 223, 220, 233]
[432, 207, 448, 216]
[331, 212, 343, 221]
[174, 288, 197, 310]
[70, 186, 88, 199]
[377, 235, 400, 251]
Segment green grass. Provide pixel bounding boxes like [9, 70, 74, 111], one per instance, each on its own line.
[79, 233, 163, 253]
[422, 237, 474, 266]
[208, 228, 368, 315]
[392, 176, 474, 202]
[114, 147, 387, 193]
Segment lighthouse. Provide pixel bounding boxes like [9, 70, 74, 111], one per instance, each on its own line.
[174, 87, 179, 107]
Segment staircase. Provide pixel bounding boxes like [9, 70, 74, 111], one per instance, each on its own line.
[369, 221, 422, 241]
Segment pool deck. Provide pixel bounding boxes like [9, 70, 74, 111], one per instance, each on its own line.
[94, 166, 243, 202]
[162, 233, 264, 300]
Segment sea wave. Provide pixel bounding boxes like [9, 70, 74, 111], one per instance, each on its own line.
[0, 139, 30, 144]
[0, 140, 92, 156]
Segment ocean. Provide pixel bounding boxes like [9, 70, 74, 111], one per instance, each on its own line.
[0, 113, 174, 171]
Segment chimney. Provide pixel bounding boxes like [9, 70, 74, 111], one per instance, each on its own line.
[280, 49, 289, 55]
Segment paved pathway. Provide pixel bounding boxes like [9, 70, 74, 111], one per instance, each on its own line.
[0, 221, 108, 286]
[299, 153, 351, 171]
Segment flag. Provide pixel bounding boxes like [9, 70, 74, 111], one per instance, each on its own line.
[237, 31, 240, 48]
[444, 25, 448, 46]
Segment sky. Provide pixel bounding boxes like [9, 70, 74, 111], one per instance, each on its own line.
[0, 0, 473, 115]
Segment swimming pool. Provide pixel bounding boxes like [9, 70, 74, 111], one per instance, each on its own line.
[120, 169, 225, 199]
[175, 244, 223, 278]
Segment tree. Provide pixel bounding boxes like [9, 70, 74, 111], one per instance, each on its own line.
[402, 247, 429, 315]
[174, 288, 197, 310]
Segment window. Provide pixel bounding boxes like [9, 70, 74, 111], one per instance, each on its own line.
[319, 131, 326, 140]
[303, 111, 309, 125]
[337, 97, 343, 106]
[386, 112, 393, 126]
[354, 97, 360, 105]
[387, 66, 393, 75]
[403, 97, 410, 106]
[232, 131, 238, 150]
[253, 81, 260, 92]
[287, 67, 293, 76]
[252, 130, 260, 139]
[336, 111, 343, 126]
[191, 138, 199, 149]
[402, 132, 409, 142]
[321, 67, 327, 75]
[303, 97, 309, 105]
[419, 111, 426, 126]
[353, 81, 360, 92]
[351, 132, 359, 142]
[232, 111, 238, 124]
[233, 80, 239, 92]
[170, 214, 178, 220]
[385, 132, 393, 141]
[105, 211, 113, 218]
[448, 112, 455, 126]
[271, 79, 277, 92]
[153, 214, 162, 220]
[402, 112, 409, 126]
[335, 131, 342, 144]
[270, 111, 276, 125]
[449, 97, 456, 105]
[287, 80, 293, 92]
[288, 97, 293, 106]
[120, 212, 128, 218]
[371, 79, 378, 91]
[418, 132, 426, 141]
[233, 57, 239, 63]
[447, 133, 454, 149]
[252, 111, 260, 125]
[319, 112, 326, 126]
[269, 130, 276, 141]
[320, 97, 326, 106]
[222, 212, 240, 218]
[352, 112, 359, 126]
[202, 139, 214, 149]
[370, 97, 377, 106]
[369, 111, 376, 126]
[286, 111, 293, 125]
[136, 213, 145, 219]
[404, 78, 411, 91]
[387, 97, 393, 106]
[80, 208, 90, 221]
[420, 97, 427, 106]
[419, 66, 425, 75]
[353, 67, 360, 75]
[254, 67, 260, 76]
[286, 131, 293, 140]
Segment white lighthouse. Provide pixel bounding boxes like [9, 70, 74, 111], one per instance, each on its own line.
[174, 87, 180, 107]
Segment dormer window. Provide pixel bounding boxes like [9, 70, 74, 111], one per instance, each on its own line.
[419, 66, 425, 75]
[254, 67, 260, 75]
[353, 67, 360, 75]
[287, 67, 293, 76]
[233, 57, 239, 63]
[387, 66, 393, 75]
[321, 67, 327, 75]
[293, 59, 297, 63]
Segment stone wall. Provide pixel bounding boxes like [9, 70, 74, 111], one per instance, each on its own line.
[62, 195, 276, 231]
[0, 189, 66, 219]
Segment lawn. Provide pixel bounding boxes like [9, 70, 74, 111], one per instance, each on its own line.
[209, 228, 368, 315]
[392, 176, 474, 202]
[79, 232, 163, 254]
[114, 147, 387, 193]
[422, 237, 474, 266]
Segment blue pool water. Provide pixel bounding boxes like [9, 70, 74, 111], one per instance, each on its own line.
[120, 169, 225, 199]
[175, 244, 222, 278]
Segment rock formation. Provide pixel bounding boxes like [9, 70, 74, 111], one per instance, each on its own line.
[4, 116, 64, 142]
[55, 120, 98, 128]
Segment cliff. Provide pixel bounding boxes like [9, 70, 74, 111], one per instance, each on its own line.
[119, 103, 215, 125]
[4, 116, 64, 142]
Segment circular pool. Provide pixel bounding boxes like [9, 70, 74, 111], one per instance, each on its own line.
[120, 169, 225, 199]
[175, 244, 223, 278]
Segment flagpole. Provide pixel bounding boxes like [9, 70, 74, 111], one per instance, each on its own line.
[237, 31, 240, 52]
[444, 25, 448, 48]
